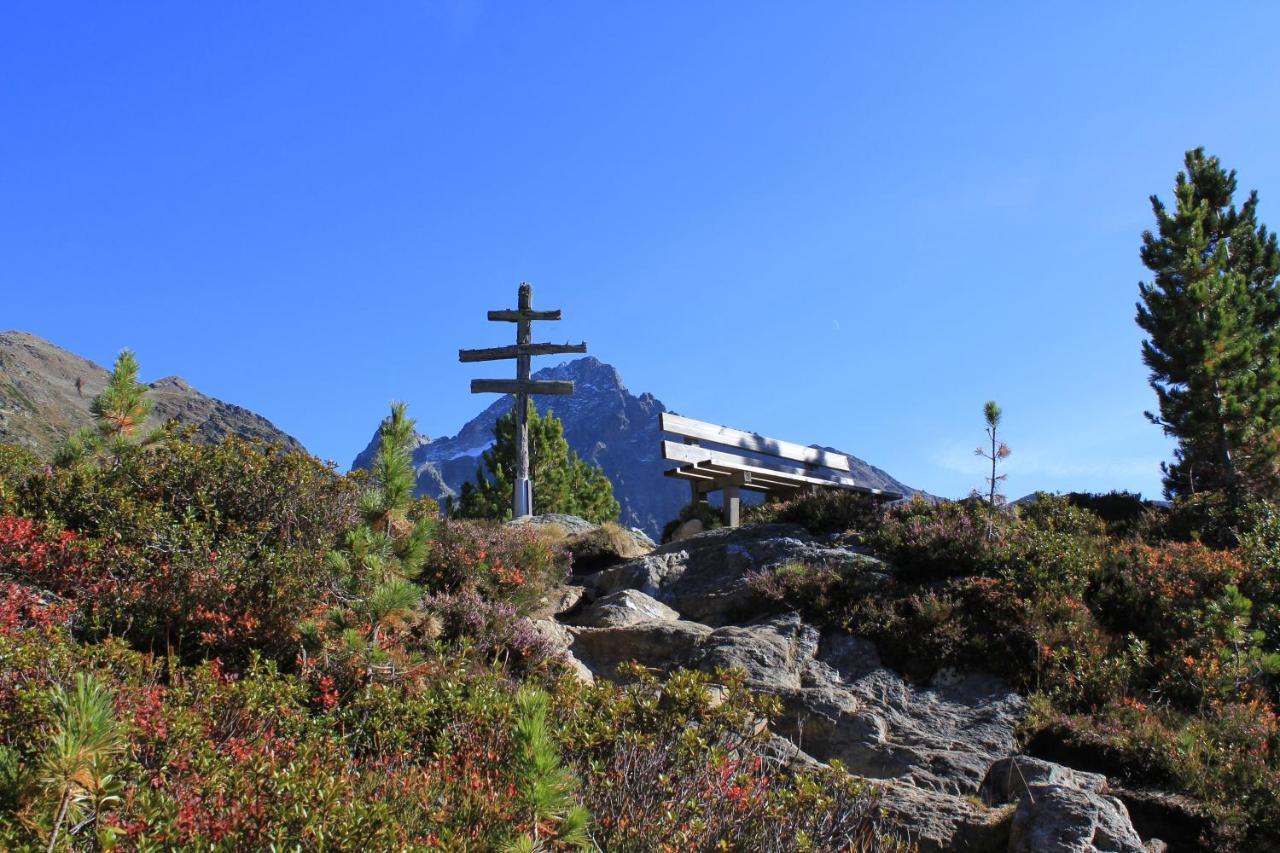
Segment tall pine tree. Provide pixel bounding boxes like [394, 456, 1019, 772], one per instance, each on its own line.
[455, 401, 619, 524]
[1137, 148, 1280, 504]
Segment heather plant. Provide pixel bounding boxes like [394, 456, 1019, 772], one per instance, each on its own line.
[866, 496, 1005, 581]
[556, 666, 902, 852]
[421, 518, 571, 614]
[745, 488, 884, 535]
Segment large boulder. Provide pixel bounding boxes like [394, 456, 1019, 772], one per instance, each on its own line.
[566, 589, 680, 627]
[568, 619, 712, 676]
[981, 755, 1108, 806]
[579, 523, 891, 626]
[1008, 784, 1146, 853]
[510, 514, 655, 573]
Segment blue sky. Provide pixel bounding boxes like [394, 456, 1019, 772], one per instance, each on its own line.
[3, 3, 1278, 499]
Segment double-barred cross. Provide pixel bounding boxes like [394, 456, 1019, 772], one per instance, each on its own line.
[459, 283, 586, 518]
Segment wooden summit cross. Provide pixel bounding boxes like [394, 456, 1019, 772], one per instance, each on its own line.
[459, 283, 586, 519]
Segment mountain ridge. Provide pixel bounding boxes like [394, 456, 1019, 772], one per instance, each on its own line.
[0, 331, 303, 455]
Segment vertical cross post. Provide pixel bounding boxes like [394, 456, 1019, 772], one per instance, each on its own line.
[462, 283, 585, 522]
[514, 283, 533, 518]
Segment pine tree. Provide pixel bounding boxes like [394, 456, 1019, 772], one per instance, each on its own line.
[974, 400, 1010, 539]
[1137, 148, 1280, 504]
[324, 402, 433, 691]
[455, 401, 620, 524]
[39, 673, 126, 853]
[55, 349, 154, 467]
[506, 685, 592, 852]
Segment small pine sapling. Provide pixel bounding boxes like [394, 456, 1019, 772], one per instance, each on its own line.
[56, 349, 154, 468]
[508, 686, 592, 851]
[324, 402, 434, 692]
[38, 673, 126, 853]
[974, 400, 1011, 539]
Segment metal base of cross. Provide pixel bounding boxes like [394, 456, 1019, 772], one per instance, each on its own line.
[514, 477, 532, 519]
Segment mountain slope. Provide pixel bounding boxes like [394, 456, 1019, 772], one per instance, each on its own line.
[354, 357, 917, 538]
[0, 331, 303, 455]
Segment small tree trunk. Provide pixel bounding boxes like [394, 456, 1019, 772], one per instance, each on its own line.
[48, 789, 71, 853]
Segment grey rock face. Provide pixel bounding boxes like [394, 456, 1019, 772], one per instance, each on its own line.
[566, 589, 680, 628]
[352, 357, 918, 539]
[540, 525, 1154, 852]
[508, 513, 601, 537]
[1009, 784, 1146, 853]
[568, 619, 713, 676]
[877, 779, 1014, 853]
[981, 756, 1108, 806]
[565, 608, 1024, 798]
[581, 523, 892, 626]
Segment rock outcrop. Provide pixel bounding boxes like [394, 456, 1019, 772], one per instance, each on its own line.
[580, 522, 891, 626]
[529, 515, 1165, 852]
[1008, 784, 1146, 853]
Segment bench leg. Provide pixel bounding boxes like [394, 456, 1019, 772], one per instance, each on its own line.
[723, 484, 741, 527]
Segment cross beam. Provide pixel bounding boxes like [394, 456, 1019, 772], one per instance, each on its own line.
[461, 283, 584, 519]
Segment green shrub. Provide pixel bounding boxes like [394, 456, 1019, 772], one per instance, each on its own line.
[0, 621, 906, 851]
[745, 489, 884, 535]
[0, 445, 40, 516]
[1063, 490, 1152, 538]
[2, 433, 358, 661]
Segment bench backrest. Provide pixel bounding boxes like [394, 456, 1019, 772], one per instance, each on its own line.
[659, 412, 851, 473]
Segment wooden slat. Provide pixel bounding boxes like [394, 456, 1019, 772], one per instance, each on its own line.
[471, 379, 575, 395]
[662, 441, 901, 498]
[660, 412, 851, 472]
[459, 342, 587, 363]
[487, 309, 562, 322]
[665, 465, 784, 493]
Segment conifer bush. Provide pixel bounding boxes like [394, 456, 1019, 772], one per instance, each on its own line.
[455, 401, 620, 524]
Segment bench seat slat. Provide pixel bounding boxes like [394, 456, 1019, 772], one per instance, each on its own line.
[663, 441, 901, 499]
[660, 412, 851, 472]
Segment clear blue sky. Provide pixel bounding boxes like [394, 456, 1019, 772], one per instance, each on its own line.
[4, 3, 1278, 499]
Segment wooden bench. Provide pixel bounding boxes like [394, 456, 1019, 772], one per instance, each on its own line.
[660, 412, 904, 526]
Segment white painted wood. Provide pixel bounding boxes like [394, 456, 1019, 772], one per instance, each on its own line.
[662, 441, 900, 498]
[660, 412, 851, 471]
[723, 484, 741, 526]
